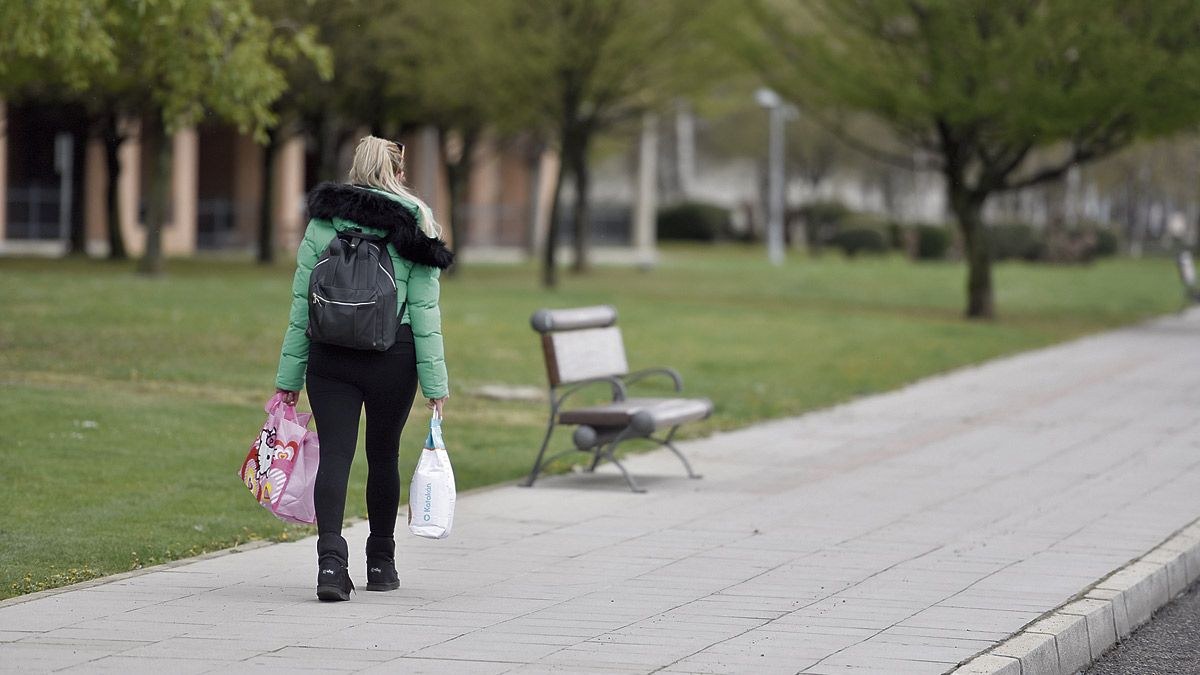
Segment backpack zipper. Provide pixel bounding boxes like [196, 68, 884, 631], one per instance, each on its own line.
[311, 292, 376, 307]
[313, 251, 393, 288]
[377, 262, 396, 289]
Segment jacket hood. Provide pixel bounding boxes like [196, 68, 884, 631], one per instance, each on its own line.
[306, 182, 454, 269]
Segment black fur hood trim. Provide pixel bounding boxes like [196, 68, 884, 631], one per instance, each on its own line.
[307, 182, 454, 269]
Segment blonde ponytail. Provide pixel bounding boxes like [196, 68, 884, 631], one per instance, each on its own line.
[347, 135, 441, 239]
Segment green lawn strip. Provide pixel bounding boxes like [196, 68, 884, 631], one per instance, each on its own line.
[0, 382, 304, 598]
[0, 381, 548, 599]
[0, 247, 1179, 599]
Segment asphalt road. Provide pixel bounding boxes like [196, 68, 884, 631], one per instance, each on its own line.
[1085, 580, 1200, 675]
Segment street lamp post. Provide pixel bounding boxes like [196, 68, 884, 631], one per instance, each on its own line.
[756, 88, 792, 266]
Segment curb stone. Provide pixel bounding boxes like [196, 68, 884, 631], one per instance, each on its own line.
[950, 518, 1200, 675]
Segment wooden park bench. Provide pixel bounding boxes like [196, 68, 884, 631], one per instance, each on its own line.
[1176, 250, 1200, 307]
[524, 305, 713, 493]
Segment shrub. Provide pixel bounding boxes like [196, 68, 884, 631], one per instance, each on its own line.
[795, 200, 850, 251]
[914, 224, 949, 260]
[989, 223, 1044, 261]
[885, 222, 905, 250]
[1093, 228, 1119, 257]
[657, 202, 732, 241]
[796, 200, 850, 230]
[832, 228, 887, 257]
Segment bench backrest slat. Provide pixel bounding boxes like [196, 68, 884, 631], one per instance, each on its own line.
[531, 305, 618, 334]
[542, 327, 629, 386]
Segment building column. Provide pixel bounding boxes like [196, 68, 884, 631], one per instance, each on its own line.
[165, 126, 197, 255]
[273, 134, 306, 252]
[466, 134, 501, 248]
[84, 138, 107, 255]
[0, 100, 7, 242]
[498, 138, 534, 253]
[633, 112, 659, 267]
[118, 116, 143, 256]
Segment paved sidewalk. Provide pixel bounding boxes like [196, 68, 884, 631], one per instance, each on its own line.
[5, 311, 1200, 674]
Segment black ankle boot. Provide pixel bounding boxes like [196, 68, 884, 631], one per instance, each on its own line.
[316, 534, 354, 602]
[365, 534, 399, 591]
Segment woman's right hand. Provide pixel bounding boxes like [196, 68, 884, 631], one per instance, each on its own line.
[426, 396, 448, 418]
[275, 388, 299, 406]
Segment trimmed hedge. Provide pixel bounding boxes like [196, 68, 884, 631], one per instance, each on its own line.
[914, 225, 950, 260]
[657, 202, 733, 241]
[832, 228, 887, 257]
[1094, 228, 1119, 257]
[796, 200, 850, 251]
[989, 223, 1045, 261]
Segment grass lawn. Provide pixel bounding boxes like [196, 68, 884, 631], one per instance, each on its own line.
[0, 245, 1180, 599]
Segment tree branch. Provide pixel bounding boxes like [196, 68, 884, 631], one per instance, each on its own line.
[1000, 119, 1132, 192]
[799, 107, 934, 171]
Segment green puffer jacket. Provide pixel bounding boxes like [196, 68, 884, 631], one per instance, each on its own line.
[275, 182, 454, 399]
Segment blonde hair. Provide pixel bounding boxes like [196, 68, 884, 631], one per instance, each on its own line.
[347, 135, 441, 239]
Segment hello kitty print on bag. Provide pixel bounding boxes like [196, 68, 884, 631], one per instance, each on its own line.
[239, 394, 320, 524]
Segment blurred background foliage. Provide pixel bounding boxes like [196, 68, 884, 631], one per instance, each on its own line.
[5, 1, 1200, 312]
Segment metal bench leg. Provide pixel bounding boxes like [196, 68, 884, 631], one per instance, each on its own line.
[522, 418, 559, 487]
[586, 447, 604, 472]
[651, 427, 702, 479]
[603, 443, 645, 493]
[595, 428, 645, 493]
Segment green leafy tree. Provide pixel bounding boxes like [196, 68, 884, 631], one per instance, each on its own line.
[114, 0, 304, 274]
[295, 0, 421, 183]
[0, 0, 115, 92]
[745, 0, 1200, 318]
[293, 1, 535, 267]
[294, 1, 527, 269]
[251, 0, 332, 264]
[54, 0, 307, 270]
[479, 0, 732, 287]
[400, 3, 515, 265]
[0, 0, 116, 255]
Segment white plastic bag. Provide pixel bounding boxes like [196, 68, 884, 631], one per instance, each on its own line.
[408, 413, 456, 539]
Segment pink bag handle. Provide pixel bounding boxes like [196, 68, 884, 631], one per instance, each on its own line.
[266, 393, 300, 423]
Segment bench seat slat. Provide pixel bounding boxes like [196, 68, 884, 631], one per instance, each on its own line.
[558, 397, 713, 428]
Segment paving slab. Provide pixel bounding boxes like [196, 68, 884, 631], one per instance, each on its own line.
[5, 309, 1200, 674]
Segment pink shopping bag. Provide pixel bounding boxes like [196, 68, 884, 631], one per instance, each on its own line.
[239, 394, 320, 524]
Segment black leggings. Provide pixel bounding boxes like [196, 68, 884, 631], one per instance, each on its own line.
[306, 325, 418, 539]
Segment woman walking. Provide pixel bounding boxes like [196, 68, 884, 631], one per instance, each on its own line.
[274, 136, 453, 601]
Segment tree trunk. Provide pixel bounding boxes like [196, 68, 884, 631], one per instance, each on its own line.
[444, 127, 479, 278]
[950, 187, 994, 319]
[102, 114, 127, 260]
[138, 124, 172, 276]
[317, 112, 340, 183]
[569, 132, 591, 274]
[542, 146, 570, 289]
[66, 153, 86, 256]
[257, 128, 279, 265]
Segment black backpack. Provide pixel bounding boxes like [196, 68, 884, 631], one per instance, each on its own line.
[307, 230, 403, 351]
